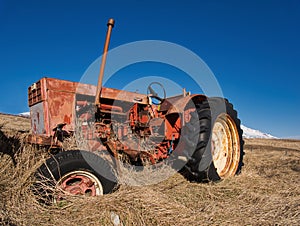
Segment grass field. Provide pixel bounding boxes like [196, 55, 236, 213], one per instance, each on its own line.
[0, 113, 299, 225]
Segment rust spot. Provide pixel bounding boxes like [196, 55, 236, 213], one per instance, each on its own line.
[64, 114, 71, 124]
[184, 108, 195, 123]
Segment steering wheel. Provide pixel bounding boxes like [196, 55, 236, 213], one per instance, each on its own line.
[147, 82, 166, 104]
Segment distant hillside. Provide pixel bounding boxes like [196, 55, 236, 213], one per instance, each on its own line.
[0, 113, 30, 134]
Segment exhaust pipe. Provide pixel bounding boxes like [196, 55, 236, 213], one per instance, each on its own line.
[95, 18, 115, 106]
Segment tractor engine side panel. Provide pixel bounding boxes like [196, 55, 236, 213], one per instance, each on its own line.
[28, 78, 97, 145]
[30, 102, 45, 134]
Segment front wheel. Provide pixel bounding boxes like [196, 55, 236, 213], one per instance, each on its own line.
[35, 150, 117, 202]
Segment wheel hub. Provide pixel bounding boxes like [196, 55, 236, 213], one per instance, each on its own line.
[57, 170, 103, 198]
[211, 114, 240, 178]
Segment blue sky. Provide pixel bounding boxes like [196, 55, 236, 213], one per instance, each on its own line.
[0, 0, 299, 138]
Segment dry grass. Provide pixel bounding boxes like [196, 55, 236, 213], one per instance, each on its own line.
[0, 114, 299, 225]
[0, 113, 30, 134]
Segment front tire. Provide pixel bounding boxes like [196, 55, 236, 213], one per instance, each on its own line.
[35, 150, 117, 201]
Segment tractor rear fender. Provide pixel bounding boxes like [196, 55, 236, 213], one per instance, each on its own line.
[166, 94, 207, 115]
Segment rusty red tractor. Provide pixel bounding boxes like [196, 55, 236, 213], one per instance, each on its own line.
[29, 19, 244, 198]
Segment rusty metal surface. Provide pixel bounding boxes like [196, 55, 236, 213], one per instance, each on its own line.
[46, 78, 95, 95]
[28, 77, 204, 166]
[28, 77, 154, 135]
[27, 133, 60, 147]
[28, 80, 42, 106]
[47, 89, 74, 133]
[28, 78, 96, 137]
[57, 170, 103, 197]
[95, 18, 115, 106]
[165, 94, 207, 114]
[101, 87, 149, 105]
[28, 76, 187, 163]
[27, 76, 208, 167]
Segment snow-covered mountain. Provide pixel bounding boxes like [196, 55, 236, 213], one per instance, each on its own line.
[241, 125, 277, 139]
[18, 112, 30, 118]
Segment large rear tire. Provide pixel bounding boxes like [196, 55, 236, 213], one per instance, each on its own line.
[35, 150, 117, 202]
[183, 97, 244, 181]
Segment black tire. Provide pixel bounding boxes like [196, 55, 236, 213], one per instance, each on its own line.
[35, 150, 117, 201]
[182, 97, 244, 182]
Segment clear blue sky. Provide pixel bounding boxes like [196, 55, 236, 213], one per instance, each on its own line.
[0, 0, 299, 138]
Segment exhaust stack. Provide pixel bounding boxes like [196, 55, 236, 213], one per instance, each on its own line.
[95, 18, 115, 106]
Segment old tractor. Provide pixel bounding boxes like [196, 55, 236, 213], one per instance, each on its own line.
[28, 19, 244, 198]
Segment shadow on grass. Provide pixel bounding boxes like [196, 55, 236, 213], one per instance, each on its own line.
[0, 126, 22, 166]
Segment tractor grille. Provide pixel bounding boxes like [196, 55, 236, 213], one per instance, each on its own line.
[28, 81, 42, 106]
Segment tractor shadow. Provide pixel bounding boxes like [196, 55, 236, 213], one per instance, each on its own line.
[0, 126, 22, 166]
